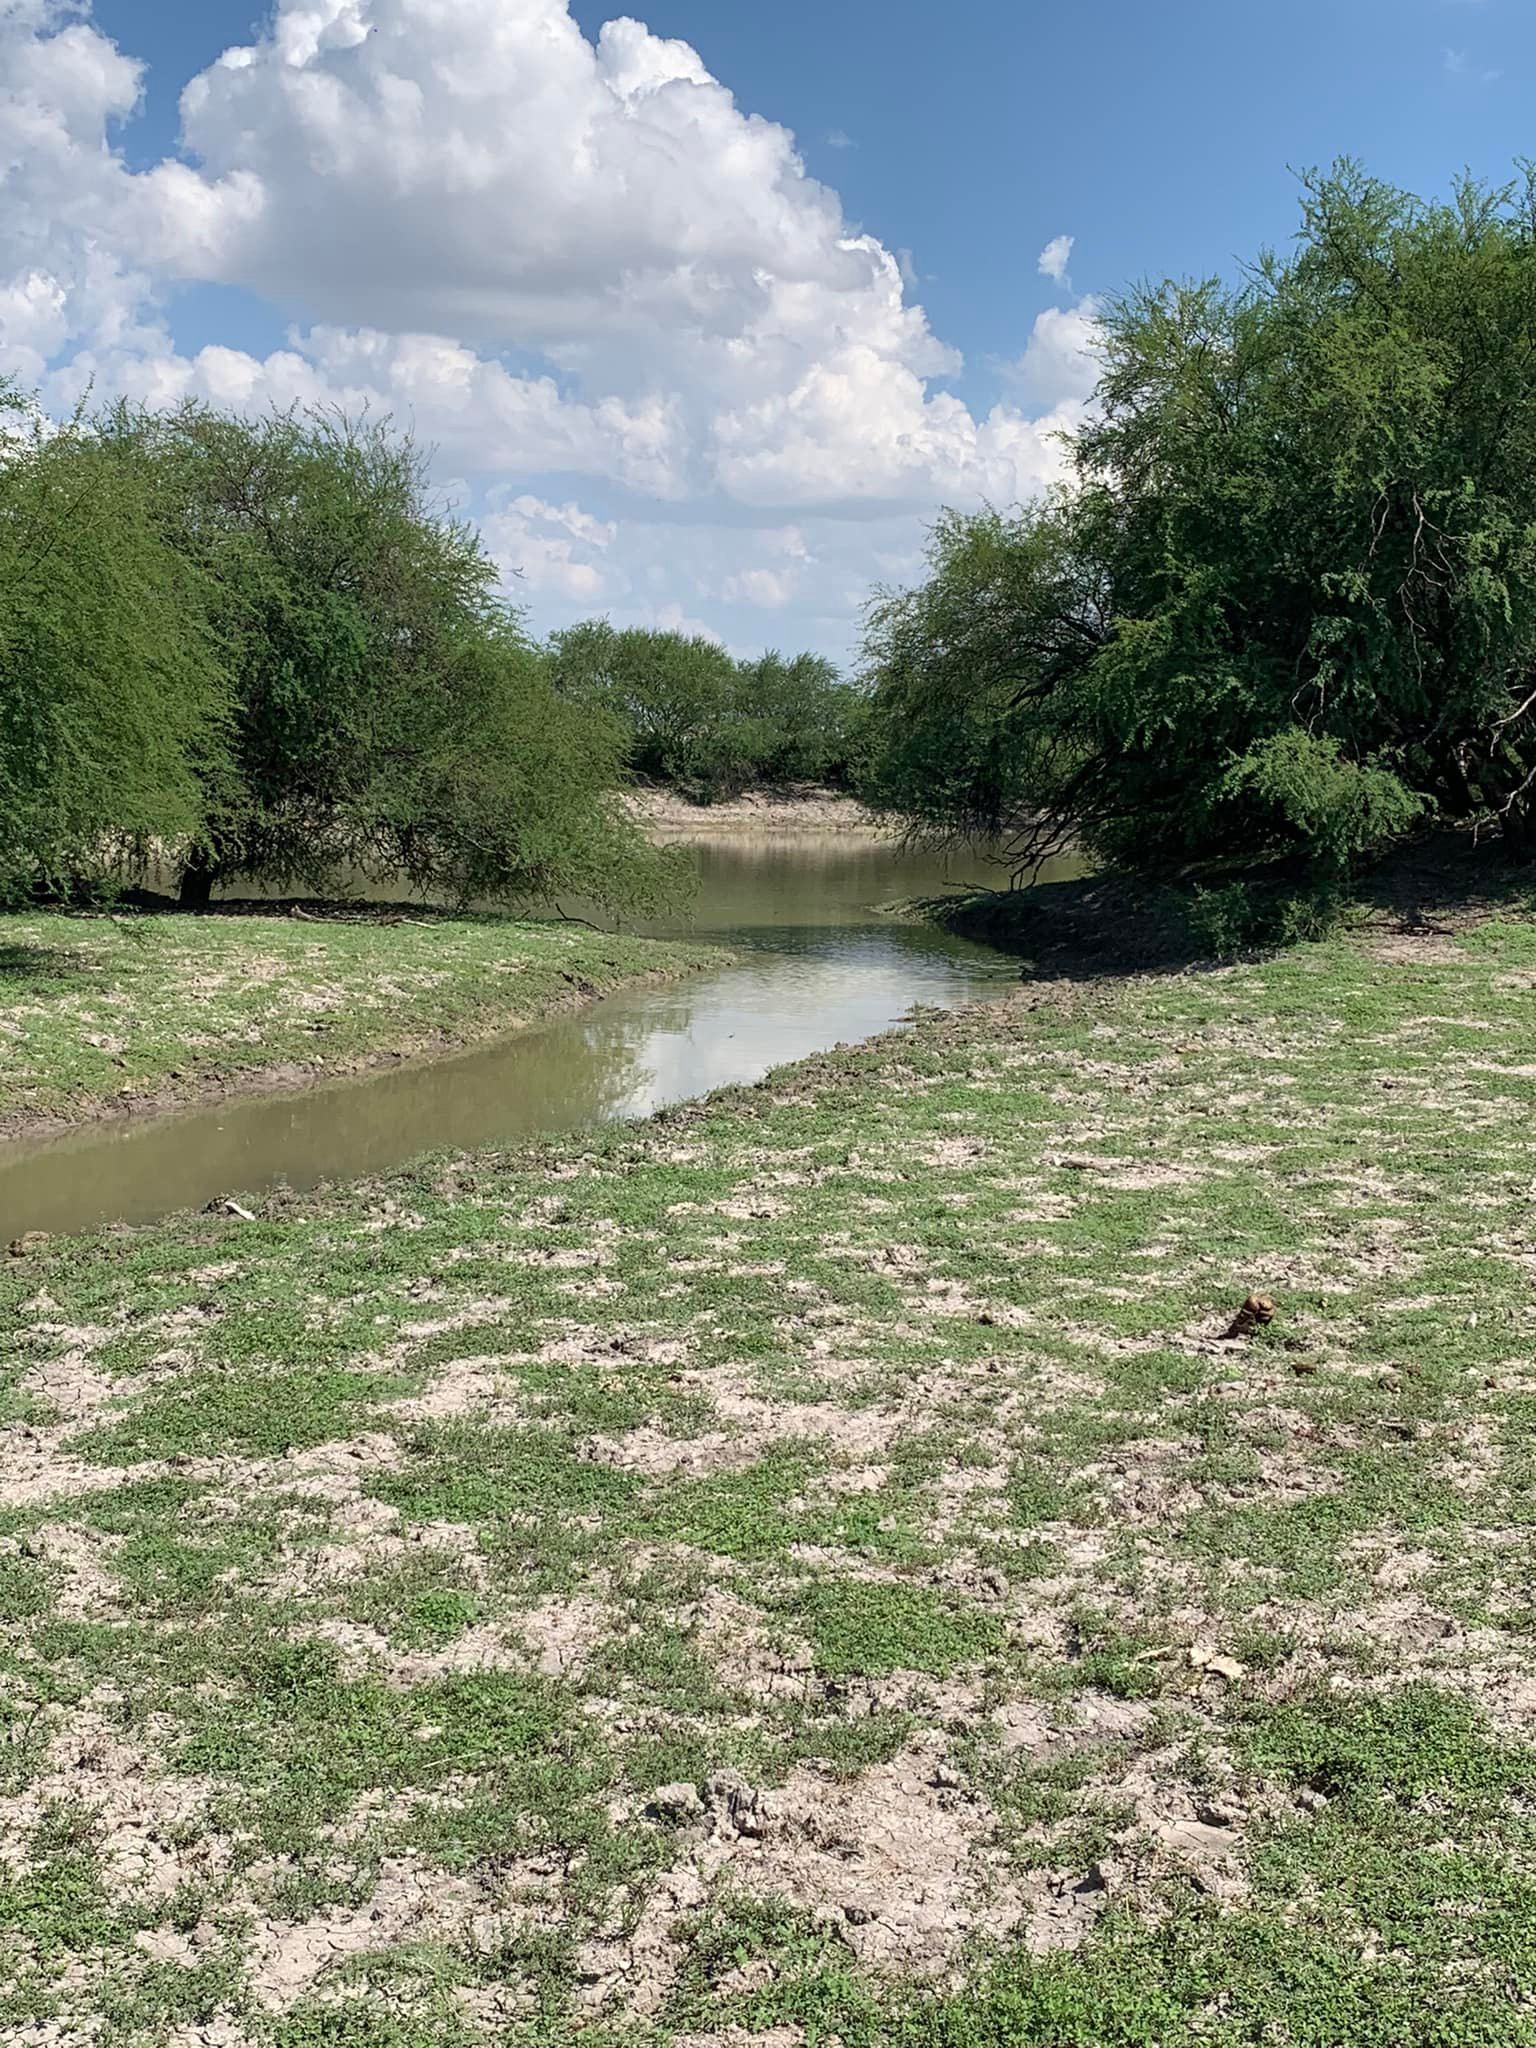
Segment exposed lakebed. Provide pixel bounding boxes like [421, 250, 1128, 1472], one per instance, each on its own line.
[0, 832, 1069, 1237]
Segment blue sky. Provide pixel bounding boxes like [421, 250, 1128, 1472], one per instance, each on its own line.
[11, 0, 1533, 659]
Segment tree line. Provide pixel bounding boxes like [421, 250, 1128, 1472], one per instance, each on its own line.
[859, 164, 1536, 932]
[0, 391, 864, 912]
[11, 162, 1536, 928]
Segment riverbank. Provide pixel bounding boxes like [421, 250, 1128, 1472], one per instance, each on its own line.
[625, 785, 882, 837]
[0, 911, 723, 1139]
[4, 913, 1534, 2042]
[898, 832, 1534, 976]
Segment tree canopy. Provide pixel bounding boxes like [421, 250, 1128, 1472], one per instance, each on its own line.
[861, 164, 1536, 884]
[0, 393, 226, 902]
[0, 397, 676, 915]
[549, 621, 866, 801]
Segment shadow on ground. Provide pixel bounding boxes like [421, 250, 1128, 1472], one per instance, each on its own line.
[908, 832, 1536, 981]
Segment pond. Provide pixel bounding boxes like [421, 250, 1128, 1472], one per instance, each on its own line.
[0, 833, 1073, 1238]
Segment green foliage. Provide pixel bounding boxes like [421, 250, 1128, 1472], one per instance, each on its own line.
[1183, 876, 1349, 959]
[0, 386, 226, 902]
[795, 1579, 1004, 1676]
[549, 619, 866, 800]
[105, 403, 675, 912]
[1, 389, 676, 915]
[861, 162, 1536, 884]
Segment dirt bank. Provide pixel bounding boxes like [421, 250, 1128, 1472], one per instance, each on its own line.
[625, 785, 886, 837]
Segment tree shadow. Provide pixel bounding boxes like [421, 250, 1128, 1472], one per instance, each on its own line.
[908, 874, 1210, 981]
[1350, 834, 1536, 933]
[913, 832, 1536, 983]
[0, 942, 100, 985]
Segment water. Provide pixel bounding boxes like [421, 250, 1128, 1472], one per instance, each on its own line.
[0, 834, 1064, 1238]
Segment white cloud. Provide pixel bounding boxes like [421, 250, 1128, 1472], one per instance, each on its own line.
[1, 0, 1102, 655]
[1037, 233, 1074, 285]
[722, 566, 796, 608]
[1005, 297, 1104, 407]
[654, 602, 723, 644]
[1443, 46, 1500, 81]
[482, 492, 615, 601]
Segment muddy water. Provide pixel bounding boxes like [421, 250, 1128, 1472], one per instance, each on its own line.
[0, 835, 1066, 1238]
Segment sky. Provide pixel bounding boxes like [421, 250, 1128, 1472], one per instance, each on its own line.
[4, 1, 1532, 665]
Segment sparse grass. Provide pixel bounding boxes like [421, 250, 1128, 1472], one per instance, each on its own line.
[0, 908, 722, 1130]
[2, 918, 1536, 2041]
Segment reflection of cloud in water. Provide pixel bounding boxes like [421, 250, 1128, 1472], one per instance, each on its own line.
[575, 928, 1012, 1121]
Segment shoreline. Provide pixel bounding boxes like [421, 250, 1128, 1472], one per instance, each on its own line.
[623, 784, 886, 836]
[0, 913, 724, 1145]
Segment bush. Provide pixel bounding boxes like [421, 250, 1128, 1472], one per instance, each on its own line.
[860, 163, 1536, 887]
[0, 387, 226, 902]
[95, 403, 677, 914]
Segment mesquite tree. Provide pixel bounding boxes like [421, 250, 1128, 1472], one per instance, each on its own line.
[862, 164, 1536, 879]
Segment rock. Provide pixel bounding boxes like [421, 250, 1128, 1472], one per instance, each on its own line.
[1196, 1800, 1244, 1828]
[647, 1781, 704, 1825]
[930, 1761, 964, 1790]
[7, 1232, 49, 1258]
[716, 1957, 776, 1994]
[1188, 1641, 1247, 1682]
[704, 1769, 777, 1837]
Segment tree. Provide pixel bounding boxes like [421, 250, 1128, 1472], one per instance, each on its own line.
[106, 404, 673, 913]
[549, 621, 739, 793]
[548, 621, 866, 800]
[861, 163, 1536, 881]
[0, 386, 227, 902]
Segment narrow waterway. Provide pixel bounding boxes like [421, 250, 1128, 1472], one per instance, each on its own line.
[0, 834, 1069, 1238]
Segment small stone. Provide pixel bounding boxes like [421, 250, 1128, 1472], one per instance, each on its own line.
[1188, 1641, 1247, 1682]
[1296, 1787, 1330, 1812]
[647, 1781, 704, 1824]
[1196, 1800, 1243, 1828]
[931, 1761, 963, 1790]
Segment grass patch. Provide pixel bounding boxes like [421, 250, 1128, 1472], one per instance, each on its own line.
[5, 915, 1536, 2041]
[0, 908, 722, 1128]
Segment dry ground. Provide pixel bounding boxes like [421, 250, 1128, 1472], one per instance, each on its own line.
[2, 918, 1535, 2045]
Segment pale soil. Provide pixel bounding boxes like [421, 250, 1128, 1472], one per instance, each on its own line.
[4, 915, 1536, 2043]
[624, 787, 885, 838]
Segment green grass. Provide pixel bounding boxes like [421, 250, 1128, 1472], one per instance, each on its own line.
[2, 918, 1535, 2042]
[0, 908, 722, 1128]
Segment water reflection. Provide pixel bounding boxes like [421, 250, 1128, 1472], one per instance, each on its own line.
[0, 834, 1063, 1237]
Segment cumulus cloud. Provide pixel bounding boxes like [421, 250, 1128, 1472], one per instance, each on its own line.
[1037, 233, 1074, 285]
[481, 493, 616, 601]
[0, 0, 1101, 652]
[1006, 298, 1104, 407]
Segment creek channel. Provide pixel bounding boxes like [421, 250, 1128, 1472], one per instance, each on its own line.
[0, 831, 1074, 1238]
